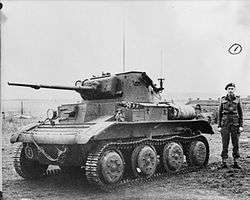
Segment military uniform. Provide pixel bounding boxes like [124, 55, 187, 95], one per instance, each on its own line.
[115, 109, 125, 122]
[218, 94, 243, 164]
[195, 104, 205, 120]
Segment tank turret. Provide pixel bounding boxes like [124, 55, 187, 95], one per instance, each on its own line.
[8, 71, 163, 102]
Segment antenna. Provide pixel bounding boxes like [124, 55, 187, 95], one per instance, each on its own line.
[161, 49, 164, 77]
[21, 101, 24, 115]
[122, 18, 126, 72]
[160, 48, 166, 78]
[158, 49, 165, 92]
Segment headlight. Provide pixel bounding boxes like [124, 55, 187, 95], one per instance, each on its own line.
[47, 109, 57, 120]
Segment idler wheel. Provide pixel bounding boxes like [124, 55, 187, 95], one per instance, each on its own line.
[186, 140, 208, 167]
[14, 144, 48, 179]
[99, 149, 124, 184]
[162, 142, 184, 172]
[131, 145, 157, 178]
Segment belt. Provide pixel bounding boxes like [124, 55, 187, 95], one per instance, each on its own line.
[222, 113, 238, 116]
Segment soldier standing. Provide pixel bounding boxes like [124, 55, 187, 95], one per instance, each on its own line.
[115, 108, 125, 122]
[218, 83, 244, 169]
[194, 104, 205, 119]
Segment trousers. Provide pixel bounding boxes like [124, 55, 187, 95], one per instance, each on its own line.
[221, 124, 240, 160]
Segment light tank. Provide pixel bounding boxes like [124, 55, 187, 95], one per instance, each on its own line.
[8, 71, 214, 189]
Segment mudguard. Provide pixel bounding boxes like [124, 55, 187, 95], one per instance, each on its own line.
[10, 122, 41, 143]
[10, 122, 114, 144]
[10, 119, 213, 145]
[92, 119, 214, 141]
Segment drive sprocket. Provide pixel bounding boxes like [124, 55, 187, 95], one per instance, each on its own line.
[13, 144, 49, 179]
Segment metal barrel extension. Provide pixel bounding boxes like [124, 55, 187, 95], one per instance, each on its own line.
[8, 82, 95, 93]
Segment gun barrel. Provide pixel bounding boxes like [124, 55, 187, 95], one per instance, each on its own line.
[8, 82, 95, 92]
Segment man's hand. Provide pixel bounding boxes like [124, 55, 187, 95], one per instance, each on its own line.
[239, 127, 244, 133]
[218, 127, 222, 132]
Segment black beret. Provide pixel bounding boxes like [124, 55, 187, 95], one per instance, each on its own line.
[195, 104, 201, 110]
[225, 83, 235, 90]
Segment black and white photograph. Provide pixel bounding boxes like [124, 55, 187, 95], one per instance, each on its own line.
[1, 0, 250, 199]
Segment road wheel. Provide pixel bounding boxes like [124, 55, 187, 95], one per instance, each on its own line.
[186, 138, 209, 167]
[14, 144, 48, 179]
[162, 142, 184, 173]
[131, 145, 157, 178]
[98, 148, 125, 184]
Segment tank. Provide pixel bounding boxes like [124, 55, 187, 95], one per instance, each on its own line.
[8, 71, 214, 189]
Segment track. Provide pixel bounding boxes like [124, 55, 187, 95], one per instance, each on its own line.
[12, 134, 209, 191]
[13, 144, 63, 178]
[85, 134, 209, 191]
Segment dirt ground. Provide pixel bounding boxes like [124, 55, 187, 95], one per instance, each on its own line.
[2, 119, 250, 200]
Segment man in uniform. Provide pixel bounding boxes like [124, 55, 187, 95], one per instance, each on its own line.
[218, 83, 244, 169]
[194, 104, 205, 119]
[115, 108, 125, 122]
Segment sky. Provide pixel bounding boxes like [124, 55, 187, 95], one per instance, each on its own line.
[1, 0, 250, 100]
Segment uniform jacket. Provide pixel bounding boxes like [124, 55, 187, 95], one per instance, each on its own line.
[218, 94, 243, 127]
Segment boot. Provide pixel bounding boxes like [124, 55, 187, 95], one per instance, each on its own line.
[232, 162, 241, 169]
